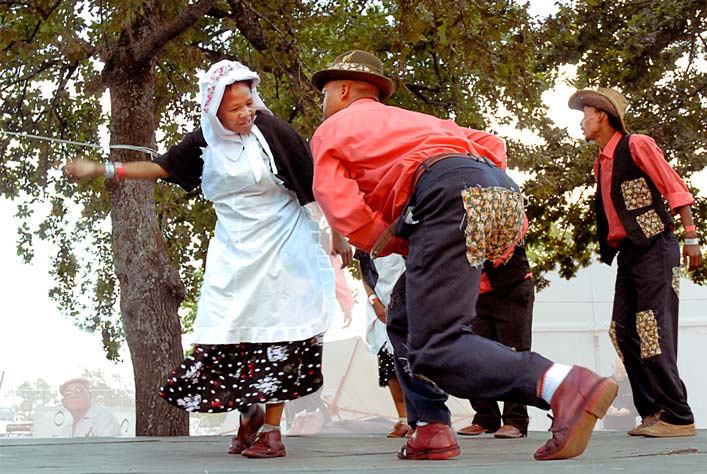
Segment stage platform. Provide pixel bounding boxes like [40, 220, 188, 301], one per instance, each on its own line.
[1, 431, 704, 474]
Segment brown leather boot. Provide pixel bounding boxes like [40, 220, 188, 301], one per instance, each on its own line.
[241, 429, 287, 458]
[227, 405, 265, 455]
[456, 423, 494, 436]
[534, 366, 618, 461]
[397, 422, 460, 460]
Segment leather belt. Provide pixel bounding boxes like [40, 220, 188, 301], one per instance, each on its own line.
[410, 152, 493, 194]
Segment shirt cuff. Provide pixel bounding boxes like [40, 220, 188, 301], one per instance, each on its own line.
[665, 192, 695, 213]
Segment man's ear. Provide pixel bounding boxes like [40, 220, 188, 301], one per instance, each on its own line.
[339, 81, 352, 100]
[599, 110, 610, 125]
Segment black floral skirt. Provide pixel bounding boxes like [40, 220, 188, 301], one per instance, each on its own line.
[377, 346, 396, 387]
[160, 334, 324, 413]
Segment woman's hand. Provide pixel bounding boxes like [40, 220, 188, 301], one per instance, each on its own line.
[63, 158, 103, 179]
[372, 299, 387, 324]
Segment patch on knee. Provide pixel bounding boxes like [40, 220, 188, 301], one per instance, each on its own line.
[636, 310, 662, 359]
[609, 321, 624, 361]
[461, 186, 524, 267]
[672, 266, 681, 297]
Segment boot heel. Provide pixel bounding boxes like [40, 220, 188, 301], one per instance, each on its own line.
[587, 379, 618, 419]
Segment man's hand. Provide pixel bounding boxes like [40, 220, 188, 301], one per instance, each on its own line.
[683, 243, 703, 271]
[330, 230, 352, 268]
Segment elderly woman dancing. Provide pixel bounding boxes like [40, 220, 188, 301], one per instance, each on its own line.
[64, 60, 348, 458]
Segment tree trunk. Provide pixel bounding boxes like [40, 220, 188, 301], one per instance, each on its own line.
[106, 64, 189, 436]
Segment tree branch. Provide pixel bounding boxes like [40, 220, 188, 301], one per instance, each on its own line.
[131, 0, 218, 64]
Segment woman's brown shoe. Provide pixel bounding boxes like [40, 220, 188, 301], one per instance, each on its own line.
[387, 421, 413, 438]
[242, 430, 287, 458]
[227, 405, 265, 454]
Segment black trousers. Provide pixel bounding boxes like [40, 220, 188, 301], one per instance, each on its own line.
[611, 231, 693, 425]
[469, 277, 534, 433]
[386, 158, 552, 424]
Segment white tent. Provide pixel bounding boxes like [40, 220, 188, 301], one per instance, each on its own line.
[529, 262, 706, 430]
[315, 262, 706, 432]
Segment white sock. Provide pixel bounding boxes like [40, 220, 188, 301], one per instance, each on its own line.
[540, 363, 573, 404]
[399, 417, 408, 424]
[260, 424, 280, 432]
[416, 421, 429, 427]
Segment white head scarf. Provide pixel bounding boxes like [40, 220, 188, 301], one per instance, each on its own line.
[198, 60, 277, 183]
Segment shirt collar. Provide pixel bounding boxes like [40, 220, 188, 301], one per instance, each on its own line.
[350, 97, 379, 107]
[599, 131, 624, 159]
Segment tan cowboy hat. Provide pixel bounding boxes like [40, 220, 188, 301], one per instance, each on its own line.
[311, 50, 395, 100]
[568, 87, 629, 133]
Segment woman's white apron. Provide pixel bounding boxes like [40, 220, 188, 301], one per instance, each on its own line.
[192, 127, 335, 344]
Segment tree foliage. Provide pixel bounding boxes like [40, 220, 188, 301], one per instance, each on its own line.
[1, 0, 705, 434]
[524, 0, 707, 286]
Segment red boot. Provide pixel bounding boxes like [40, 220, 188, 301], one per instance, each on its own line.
[397, 422, 460, 460]
[534, 366, 618, 461]
[227, 405, 265, 455]
[242, 429, 287, 458]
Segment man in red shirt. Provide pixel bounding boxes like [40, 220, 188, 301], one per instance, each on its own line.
[569, 87, 702, 437]
[310, 49, 618, 461]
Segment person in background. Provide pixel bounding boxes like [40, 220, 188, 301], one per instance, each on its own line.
[312, 205, 356, 328]
[64, 60, 350, 458]
[602, 358, 639, 431]
[59, 378, 120, 438]
[355, 250, 412, 438]
[457, 246, 535, 439]
[569, 87, 701, 437]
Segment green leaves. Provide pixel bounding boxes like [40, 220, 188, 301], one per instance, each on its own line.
[2, 0, 705, 363]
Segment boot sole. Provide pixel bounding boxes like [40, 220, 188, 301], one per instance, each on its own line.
[241, 449, 287, 458]
[457, 431, 493, 436]
[535, 378, 618, 461]
[640, 424, 697, 438]
[398, 444, 461, 460]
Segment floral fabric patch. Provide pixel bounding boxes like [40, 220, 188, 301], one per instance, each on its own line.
[609, 321, 623, 361]
[461, 186, 525, 267]
[672, 266, 681, 297]
[636, 310, 662, 359]
[635, 209, 665, 239]
[621, 178, 653, 210]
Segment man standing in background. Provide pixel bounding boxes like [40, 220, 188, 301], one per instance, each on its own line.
[569, 87, 701, 437]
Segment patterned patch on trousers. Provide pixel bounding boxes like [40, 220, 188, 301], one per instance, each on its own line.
[461, 186, 524, 267]
[621, 177, 653, 210]
[609, 321, 623, 361]
[635, 209, 664, 239]
[672, 266, 681, 297]
[636, 310, 662, 359]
